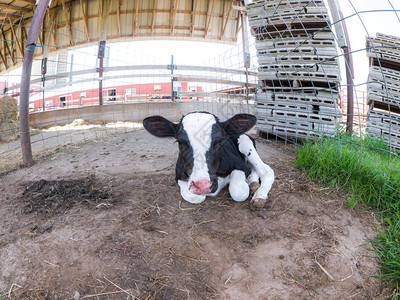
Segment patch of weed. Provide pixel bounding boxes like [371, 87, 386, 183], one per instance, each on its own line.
[297, 132, 400, 295]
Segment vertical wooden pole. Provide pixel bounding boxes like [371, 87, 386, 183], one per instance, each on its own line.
[19, 0, 50, 167]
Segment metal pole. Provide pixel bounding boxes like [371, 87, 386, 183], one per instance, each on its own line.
[69, 53, 74, 86]
[245, 59, 250, 105]
[241, 12, 250, 111]
[344, 47, 354, 135]
[19, 0, 51, 167]
[327, 0, 354, 135]
[171, 55, 175, 102]
[98, 40, 106, 105]
[339, 11, 354, 136]
[41, 57, 47, 111]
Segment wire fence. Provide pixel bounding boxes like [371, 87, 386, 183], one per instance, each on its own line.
[0, 0, 400, 176]
[0, 8, 259, 170]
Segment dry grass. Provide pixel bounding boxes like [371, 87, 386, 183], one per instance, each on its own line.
[0, 96, 18, 123]
[0, 96, 19, 142]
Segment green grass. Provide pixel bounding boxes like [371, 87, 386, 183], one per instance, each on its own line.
[296, 132, 400, 296]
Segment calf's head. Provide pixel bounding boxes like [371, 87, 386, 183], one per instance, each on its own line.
[143, 112, 256, 195]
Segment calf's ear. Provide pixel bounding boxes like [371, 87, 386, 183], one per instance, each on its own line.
[143, 116, 177, 137]
[221, 114, 256, 135]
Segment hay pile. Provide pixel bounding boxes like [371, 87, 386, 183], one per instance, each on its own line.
[0, 96, 19, 142]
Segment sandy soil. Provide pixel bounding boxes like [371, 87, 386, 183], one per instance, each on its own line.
[0, 129, 386, 299]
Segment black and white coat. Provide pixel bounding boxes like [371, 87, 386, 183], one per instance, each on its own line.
[143, 112, 274, 204]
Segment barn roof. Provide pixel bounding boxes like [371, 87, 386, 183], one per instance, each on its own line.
[0, 0, 247, 72]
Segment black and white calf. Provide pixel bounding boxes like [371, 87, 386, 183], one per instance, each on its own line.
[143, 112, 274, 205]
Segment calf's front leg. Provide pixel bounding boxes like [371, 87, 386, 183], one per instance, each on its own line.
[228, 170, 249, 202]
[238, 135, 274, 202]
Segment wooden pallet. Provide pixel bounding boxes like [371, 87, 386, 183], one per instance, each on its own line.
[258, 69, 340, 82]
[367, 66, 400, 110]
[367, 109, 400, 130]
[256, 100, 340, 115]
[256, 91, 339, 107]
[248, 6, 328, 22]
[249, 0, 341, 140]
[367, 47, 400, 66]
[247, 0, 327, 13]
[257, 85, 340, 94]
[257, 45, 337, 57]
[258, 54, 338, 66]
[256, 123, 337, 139]
[367, 33, 400, 50]
[251, 21, 330, 37]
[256, 38, 336, 51]
[369, 66, 400, 85]
[256, 107, 341, 125]
[258, 63, 339, 74]
[255, 30, 335, 43]
[367, 125, 400, 150]
[257, 117, 338, 131]
[368, 83, 400, 103]
[375, 32, 400, 46]
[260, 79, 339, 91]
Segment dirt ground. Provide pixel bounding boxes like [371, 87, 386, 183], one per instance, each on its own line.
[0, 129, 387, 299]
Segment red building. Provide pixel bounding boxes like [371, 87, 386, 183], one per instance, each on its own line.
[29, 81, 202, 112]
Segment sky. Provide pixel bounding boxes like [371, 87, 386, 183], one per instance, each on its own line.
[336, 0, 400, 87]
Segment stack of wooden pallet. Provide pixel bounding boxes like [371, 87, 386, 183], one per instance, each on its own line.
[366, 33, 400, 151]
[246, 0, 342, 139]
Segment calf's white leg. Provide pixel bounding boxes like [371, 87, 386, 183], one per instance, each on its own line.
[238, 135, 274, 201]
[229, 170, 249, 202]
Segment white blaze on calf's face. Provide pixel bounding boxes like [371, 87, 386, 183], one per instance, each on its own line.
[181, 113, 216, 183]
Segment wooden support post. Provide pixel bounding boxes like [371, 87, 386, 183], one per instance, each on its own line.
[19, 0, 51, 167]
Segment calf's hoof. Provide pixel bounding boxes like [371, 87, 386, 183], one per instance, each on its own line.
[250, 198, 267, 210]
[249, 182, 260, 195]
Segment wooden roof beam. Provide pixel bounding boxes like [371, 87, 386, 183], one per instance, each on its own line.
[134, 0, 139, 35]
[79, 0, 90, 40]
[61, 0, 74, 45]
[171, 0, 178, 35]
[116, 0, 121, 37]
[190, 0, 197, 36]
[97, 0, 102, 22]
[0, 3, 31, 14]
[8, 19, 24, 58]
[99, 0, 111, 41]
[220, 0, 226, 36]
[151, 0, 157, 35]
[233, 13, 243, 42]
[47, 9, 57, 49]
[221, 0, 233, 39]
[205, 0, 215, 38]
[16, 0, 36, 5]
[0, 45, 8, 69]
[233, 10, 242, 42]
[1, 31, 14, 65]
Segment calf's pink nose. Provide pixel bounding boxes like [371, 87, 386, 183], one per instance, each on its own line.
[190, 180, 212, 195]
